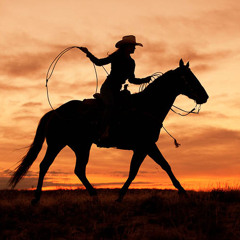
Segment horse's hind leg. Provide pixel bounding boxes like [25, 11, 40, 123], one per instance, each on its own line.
[32, 144, 64, 205]
[148, 143, 186, 194]
[69, 143, 97, 196]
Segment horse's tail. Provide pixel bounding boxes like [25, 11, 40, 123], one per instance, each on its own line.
[9, 111, 54, 188]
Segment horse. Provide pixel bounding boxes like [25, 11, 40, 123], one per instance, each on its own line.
[9, 59, 209, 204]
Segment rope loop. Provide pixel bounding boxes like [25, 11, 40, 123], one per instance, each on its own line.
[45, 46, 108, 110]
[139, 72, 163, 92]
[45, 46, 80, 110]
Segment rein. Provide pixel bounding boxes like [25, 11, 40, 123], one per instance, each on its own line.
[139, 71, 202, 147]
[171, 103, 201, 116]
[165, 103, 201, 147]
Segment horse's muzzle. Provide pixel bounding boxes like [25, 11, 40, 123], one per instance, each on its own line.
[196, 92, 209, 104]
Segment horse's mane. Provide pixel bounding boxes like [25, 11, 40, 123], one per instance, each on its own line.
[141, 70, 174, 95]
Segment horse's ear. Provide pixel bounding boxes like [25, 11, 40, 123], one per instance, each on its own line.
[179, 59, 184, 67]
[186, 61, 189, 68]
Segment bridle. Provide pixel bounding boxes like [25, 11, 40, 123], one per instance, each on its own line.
[138, 68, 203, 147]
[170, 68, 202, 116]
[139, 71, 202, 117]
[171, 103, 201, 116]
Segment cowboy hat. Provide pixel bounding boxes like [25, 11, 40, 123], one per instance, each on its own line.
[115, 35, 143, 48]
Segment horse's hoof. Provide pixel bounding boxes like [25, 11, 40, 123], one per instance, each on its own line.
[89, 190, 97, 197]
[178, 190, 188, 198]
[115, 196, 123, 203]
[31, 198, 39, 206]
[92, 195, 100, 203]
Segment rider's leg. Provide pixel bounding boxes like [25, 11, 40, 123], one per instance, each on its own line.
[99, 86, 118, 140]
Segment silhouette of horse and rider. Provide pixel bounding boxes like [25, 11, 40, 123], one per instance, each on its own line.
[10, 35, 209, 204]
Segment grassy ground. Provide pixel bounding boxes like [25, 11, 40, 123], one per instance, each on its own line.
[0, 189, 240, 240]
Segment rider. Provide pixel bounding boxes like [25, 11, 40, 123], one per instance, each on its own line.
[79, 35, 151, 140]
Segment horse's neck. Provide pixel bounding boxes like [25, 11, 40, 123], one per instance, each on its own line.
[138, 71, 178, 122]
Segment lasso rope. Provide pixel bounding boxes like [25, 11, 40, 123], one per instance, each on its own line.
[45, 46, 108, 110]
[139, 72, 163, 92]
[162, 126, 181, 148]
[46, 46, 80, 110]
[163, 103, 201, 147]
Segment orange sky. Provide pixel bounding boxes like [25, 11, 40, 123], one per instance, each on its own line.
[1, 0, 239, 191]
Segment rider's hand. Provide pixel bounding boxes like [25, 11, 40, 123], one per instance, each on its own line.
[145, 76, 152, 83]
[79, 47, 89, 54]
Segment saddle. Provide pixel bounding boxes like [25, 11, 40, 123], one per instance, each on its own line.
[93, 84, 131, 106]
[82, 86, 160, 148]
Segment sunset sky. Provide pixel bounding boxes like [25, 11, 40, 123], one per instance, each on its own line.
[1, 0, 239, 191]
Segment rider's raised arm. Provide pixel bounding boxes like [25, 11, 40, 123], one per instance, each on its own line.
[86, 51, 112, 66]
[79, 47, 112, 66]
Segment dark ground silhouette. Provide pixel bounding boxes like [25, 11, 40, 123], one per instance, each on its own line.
[1, 189, 239, 240]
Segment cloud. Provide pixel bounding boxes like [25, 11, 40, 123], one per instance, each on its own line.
[91, 181, 160, 188]
[1, 125, 239, 190]
[0, 51, 59, 79]
[155, 126, 240, 176]
[0, 39, 88, 80]
[159, 125, 240, 150]
[139, 41, 233, 74]
[182, 127, 240, 147]
[48, 170, 72, 176]
[110, 170, 158, 178]
[0, 83, 23, 91]
[12, 115, 40, 122]
[164, 110, 231, 121]
[0, 125, 28, 139]
[200, 7, 240, 38]
[135, 4, 240, 74]
[1, 0, 240, 193]
[22, 102, 42, 107]
[0, 167, 156, 190]
[152, 4, 240, 41]
[0, 53, 46, 78]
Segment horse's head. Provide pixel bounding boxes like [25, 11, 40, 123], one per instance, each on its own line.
[174, 59, 209, 104]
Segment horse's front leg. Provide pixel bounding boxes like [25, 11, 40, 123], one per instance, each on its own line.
[117, 149, 147, 202]
[148, 143, 187, 195]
